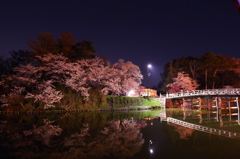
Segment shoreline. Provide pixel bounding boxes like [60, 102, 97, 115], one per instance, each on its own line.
[0, 106, 163, 115]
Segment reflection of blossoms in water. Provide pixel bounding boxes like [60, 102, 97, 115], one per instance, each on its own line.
[0, 120, 8, 133]
[64, 123, 90, 147]
[62, 123, 90, 158]
[0, 119, 63, 159]
[169, 123, 194, 139]
[0, 118, 144, 159]
[63, 120, 144, 159]
[98, 120, 144, 158]
[137, 119, 148, 128]
[23, 119, 63, 145]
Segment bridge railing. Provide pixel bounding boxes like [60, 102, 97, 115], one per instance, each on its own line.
[165, 88, 240, 98]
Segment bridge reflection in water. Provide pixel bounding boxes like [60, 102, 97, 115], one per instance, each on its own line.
[159, 107, 240, 140]
[166, 117, 240, 140]
[157, 88, 240, 139]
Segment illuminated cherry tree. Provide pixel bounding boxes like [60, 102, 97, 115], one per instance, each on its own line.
[0, 53, 143, 109]
[104, 59, 143, 95]
[25, 80, 64, 109]
[167, 72, 199, 93]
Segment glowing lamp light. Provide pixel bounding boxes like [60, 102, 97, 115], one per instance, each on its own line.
[128, 90, 135, 96]
[147, 64, 152, 91]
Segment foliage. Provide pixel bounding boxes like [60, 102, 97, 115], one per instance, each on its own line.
[199, 52, 237, 89]
[159, 53, 240, 92]
[0, 32, 98, 77]
[0, 53, 143, 111]
[166, 72, 199, 93]
[159, 61, 176, 92]
[28, 32, 96, 61]
[0, 56, 8, 77]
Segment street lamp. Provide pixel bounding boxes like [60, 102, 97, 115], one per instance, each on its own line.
[147, 64, 151, 77]
[147, 64, 152, 96]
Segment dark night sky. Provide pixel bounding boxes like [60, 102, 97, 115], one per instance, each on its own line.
[1, 0, 240, 87]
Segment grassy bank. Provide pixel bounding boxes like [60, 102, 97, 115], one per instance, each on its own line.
[106, 96, 162, 109]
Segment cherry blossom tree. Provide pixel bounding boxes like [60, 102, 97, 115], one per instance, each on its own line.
[167, 72, 199, 93]
[0, 74, 34, 107]
[74, 58, 142, 96]
[0, 53, 143, 109]
[103, 59, 142, 95]
[25, 80, 63, 109]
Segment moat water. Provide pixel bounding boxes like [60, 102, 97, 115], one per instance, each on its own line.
[1, 108, 240, 159]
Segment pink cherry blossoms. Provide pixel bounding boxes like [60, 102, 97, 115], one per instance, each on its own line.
[0, 53, 143, 109]
[167, 72, 199, 93]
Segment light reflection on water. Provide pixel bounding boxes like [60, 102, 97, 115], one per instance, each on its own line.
[1, 109, 240, 159]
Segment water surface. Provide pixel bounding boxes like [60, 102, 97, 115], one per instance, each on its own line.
[1, 109, 240, 159]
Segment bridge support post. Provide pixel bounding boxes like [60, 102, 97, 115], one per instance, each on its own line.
[182, 98, 186, 108]
[207, 98, 211, 121]
[215, 97, 219, 122]
[213, 97, 218, 109]
[235, 97, 239, 125]
[190, 98, 193, 109]
[218, 97, 222, 115]
[198, 97, 202, 110]
[236, 97, 240, 125]
[227, 97, 231, 116]
[236, 97, 239, 111]
[207, 96, 210, 110]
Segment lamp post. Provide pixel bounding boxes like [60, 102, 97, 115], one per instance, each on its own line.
[147, 64, 151, 96]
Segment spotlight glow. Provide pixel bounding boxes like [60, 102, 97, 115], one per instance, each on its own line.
[128, 90, 135, 96]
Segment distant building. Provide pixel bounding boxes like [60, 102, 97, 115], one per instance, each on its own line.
[137, 89, 158, 97]
[127, 88, 158, 97]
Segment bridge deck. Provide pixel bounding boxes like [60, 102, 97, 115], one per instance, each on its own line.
[165, 88, 240, 99]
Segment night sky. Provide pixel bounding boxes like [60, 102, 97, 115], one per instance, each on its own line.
[1, 0, 240, 87]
